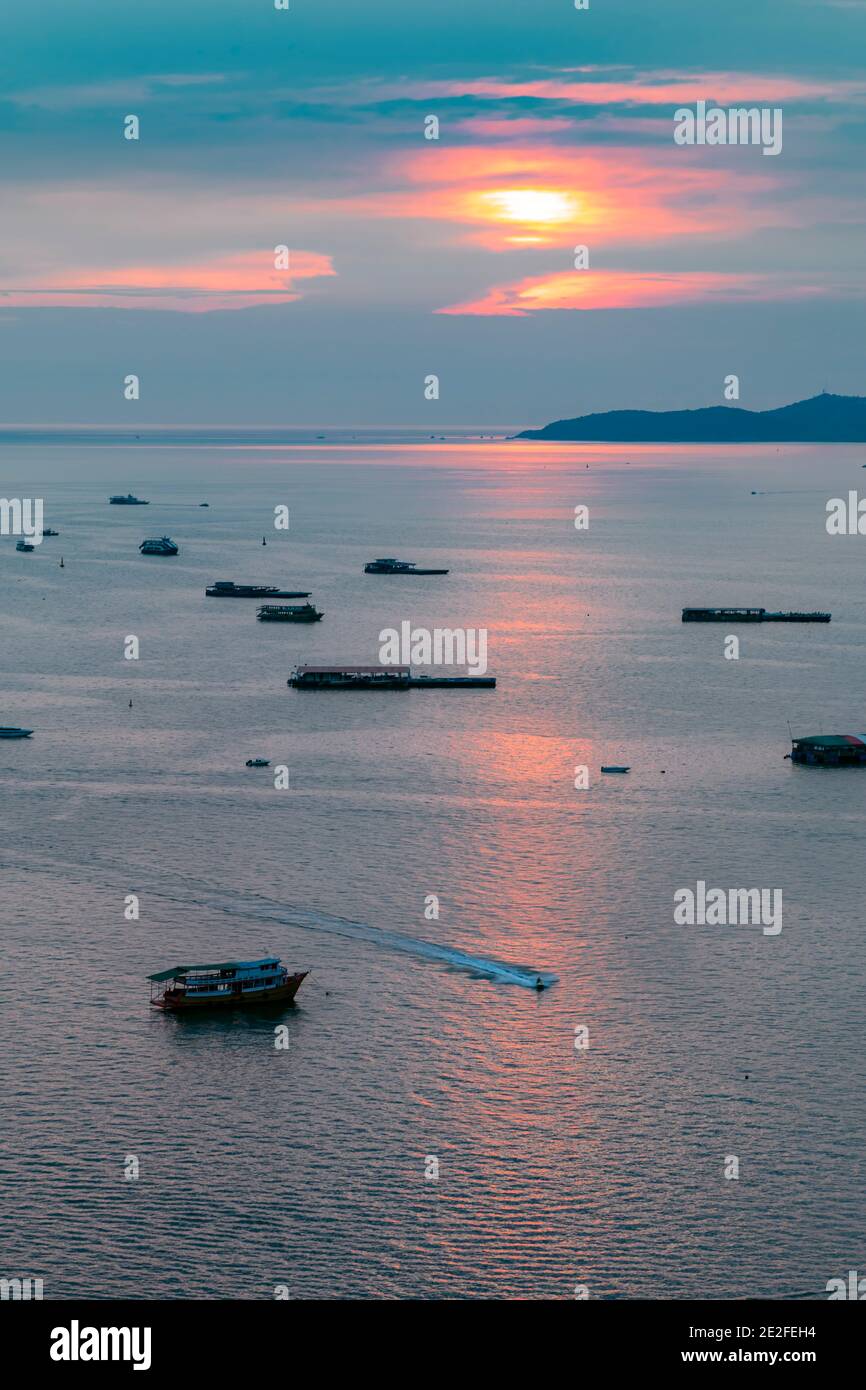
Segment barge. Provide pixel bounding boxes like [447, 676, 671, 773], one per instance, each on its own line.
[682, 607, 830, 623]
[288, 664, 495, 689]
[139, 536, 178, 556]
[258, 602, 323, 623]
[364, 558, 449, 575]
[150, 957, 307, 1011]
[206, 581, 310, 598]
[790, 733, 866, 766]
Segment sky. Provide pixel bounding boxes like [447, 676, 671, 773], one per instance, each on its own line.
[1, 0, 865, 427]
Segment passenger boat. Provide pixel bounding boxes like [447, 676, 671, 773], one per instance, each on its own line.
[257, 603, 323, 622]
[139, 536, 178, 556]
[149, 957, 307, 1011]
[364, 558, 449, 575]
[288, 664, 495, 689]
[790, 733, 866, 766]
[206, 581, 310, 598]
[0, 726, 33, 738]
[682, 607, 830, 623]
[110, 494, 149, 505]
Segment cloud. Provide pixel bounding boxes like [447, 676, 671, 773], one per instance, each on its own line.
[437, 270, 840, 315]
[0, 250, 336, 312]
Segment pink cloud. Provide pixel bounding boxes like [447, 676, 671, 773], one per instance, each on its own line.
[437, 270, 836, 316]
[0, 250, 336, 312]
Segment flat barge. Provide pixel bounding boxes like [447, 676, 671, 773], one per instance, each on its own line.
[207, 581, 310, 598]
[364, 558, 449, 575]
[289, 664, 495, 689]
[790, 733, 866, 766]
[258, 603, 323, 623]
[682, 607, 830, 623]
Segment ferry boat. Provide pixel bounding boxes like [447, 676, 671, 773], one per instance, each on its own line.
[0, 726, 33, 738]
[289, 664, 495, 689]
[682, 607, 831, 623]
[364, 558, 449, 575]
[139, 536, 178, 556]
[206, 581, 310, 598]
[789, 733, 866, 766]
[257, 603, 323, 622]
[149, 957, 307, 1011]
[15, 540, 34, 552]
[110, 494, 149, 505]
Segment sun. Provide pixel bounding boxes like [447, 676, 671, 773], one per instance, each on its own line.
[482, 188, 578, 225]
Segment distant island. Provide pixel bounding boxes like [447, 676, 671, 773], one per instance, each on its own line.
[515, 393, 866, 443]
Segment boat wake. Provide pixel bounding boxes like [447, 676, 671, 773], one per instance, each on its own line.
[1, 848, 558, 990]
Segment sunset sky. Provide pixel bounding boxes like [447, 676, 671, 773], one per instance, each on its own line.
[2, 0, 865, 426]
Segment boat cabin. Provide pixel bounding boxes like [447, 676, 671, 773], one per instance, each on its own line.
[149, 957, 283, 1004]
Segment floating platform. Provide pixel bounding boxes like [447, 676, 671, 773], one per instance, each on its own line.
[683, 607, 830, 623]
[790, 734, 866, 766]
[289, 664, 495, 689]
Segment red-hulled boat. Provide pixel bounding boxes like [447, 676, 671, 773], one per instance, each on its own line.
[149, 957, 307, 1011]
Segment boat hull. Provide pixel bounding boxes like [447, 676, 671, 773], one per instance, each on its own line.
[152, 972, 307, 1011]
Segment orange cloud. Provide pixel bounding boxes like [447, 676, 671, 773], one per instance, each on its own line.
[437, 270, 831, 316]
[418, 72, 866, 107]
[0, 250, 336, 311]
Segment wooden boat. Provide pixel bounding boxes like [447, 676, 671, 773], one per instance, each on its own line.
[257, 603, 323, 622]
[149, 957, 307, 1011]
[139, 536, 178, 556]
[790, 733, 866, 766]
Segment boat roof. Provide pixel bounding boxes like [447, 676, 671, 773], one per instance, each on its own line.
[792, 733, 866, 747]
[295, 664, 410, 674]
[148, 957, 279, 981]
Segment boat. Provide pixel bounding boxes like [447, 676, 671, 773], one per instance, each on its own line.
[364, 558, 450, 575]
[206, 581, 310, 598]
[0, 726, 33, 738]
[601, 766, 630, 773]
[199, 503, 209, 507]
[289, 664, 495, 689]
[15, 540, 34, 552]
[42, 529, 59, 537]
[110, 494, 149, 505]
[245, 758, 270, 767]
[682, 607, 830, 623]
[790, 733, 866, 766]
[139, 536, 178, 556]
[149, 957, 307, 1011]
[257, 603, 323, 623]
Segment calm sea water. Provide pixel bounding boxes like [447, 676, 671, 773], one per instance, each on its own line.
[1, 439, 864, 1299]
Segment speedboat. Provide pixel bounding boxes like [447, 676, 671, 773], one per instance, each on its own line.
[0, 727, 33, 738]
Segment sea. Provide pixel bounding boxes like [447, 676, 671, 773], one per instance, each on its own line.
[1, 434, 864, 1299]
